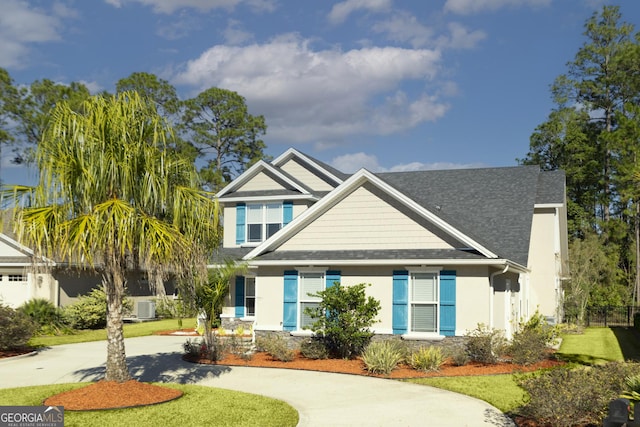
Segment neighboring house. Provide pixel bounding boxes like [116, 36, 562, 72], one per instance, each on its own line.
[0, 227, 173, 317]
[0, 233, 58, 308]
[215, 148, 569, 341]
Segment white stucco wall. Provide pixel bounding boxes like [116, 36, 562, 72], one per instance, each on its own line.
[527, 207, 561, 321]
[226, 264, 519, 337]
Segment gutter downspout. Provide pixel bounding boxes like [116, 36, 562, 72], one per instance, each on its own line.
[489, 265, 509, 329]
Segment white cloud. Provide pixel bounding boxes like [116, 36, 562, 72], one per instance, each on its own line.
[223, 19, 254, 45]
[443, 0, 551, 15]
[437, 22, 486, 49]
[104, 0, 276, 14]
[330, 152, 486, 173]
[172, 34, 447, 145]
[328, 0, 393, 25]
[372, 11, 433, 48]
[0, 0, 70, 69]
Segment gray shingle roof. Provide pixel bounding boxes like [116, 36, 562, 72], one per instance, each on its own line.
[535, 170, 566, 204]
[376, 166, 544, 266]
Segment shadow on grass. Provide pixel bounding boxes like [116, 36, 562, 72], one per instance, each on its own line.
[611, 327, 640, 361]
[555, 353, 614, 365]
[72, 351, 232, 384]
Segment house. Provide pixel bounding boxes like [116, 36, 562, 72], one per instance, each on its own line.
[215, 148, 569, 341]
[0, 227, 174, 317]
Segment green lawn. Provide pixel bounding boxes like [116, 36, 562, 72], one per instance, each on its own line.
[30, 318, 197, 347]
[408, 326, 640, 414]
[0, 383, 298, 427]
[556, 326, 640, 364]
[407, 374, 527, 413]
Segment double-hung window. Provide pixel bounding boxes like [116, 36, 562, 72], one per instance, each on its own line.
[247, 203, 282, 243]
[245, 277, 256, 317]
[410, 272, 438, 333]
[299, 272, 324, 329]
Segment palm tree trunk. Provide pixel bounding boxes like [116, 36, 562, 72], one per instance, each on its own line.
[104, 256, 131, 382]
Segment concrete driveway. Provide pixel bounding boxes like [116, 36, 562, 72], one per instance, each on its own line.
[0, 336, 515, 427]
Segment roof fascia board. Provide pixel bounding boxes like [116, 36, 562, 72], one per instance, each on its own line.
[0, 233, 35, 256]
[215, 160, 311, 198]
[246, 258, 528, 272]
[272, 148, 343, 185]
[219, 194, 320, 203]
[244, 169, 498, 260]
[534, 203, 563, 208]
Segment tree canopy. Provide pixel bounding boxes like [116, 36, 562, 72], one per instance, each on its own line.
[7, 91, 220, 381]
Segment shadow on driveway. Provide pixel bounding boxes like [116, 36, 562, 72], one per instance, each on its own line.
[72, 351, 232, 384]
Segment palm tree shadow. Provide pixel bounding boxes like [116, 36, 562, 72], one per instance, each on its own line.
[72, 351, 232, 384]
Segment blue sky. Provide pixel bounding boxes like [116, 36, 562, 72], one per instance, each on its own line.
[2, 0, 640, 185]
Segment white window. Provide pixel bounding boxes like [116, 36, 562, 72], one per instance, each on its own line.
[299, 272, 324, 329]
[410, 272, 438, 333]
[245, 277, 256, 317]
[247, 203, 282, 243]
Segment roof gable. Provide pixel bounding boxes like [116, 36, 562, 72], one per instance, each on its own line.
[272, 148, 346, 188]
[216, 160, 313, 200]
[245, 169, 498, 261]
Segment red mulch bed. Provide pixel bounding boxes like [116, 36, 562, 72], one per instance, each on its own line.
[183, 349, 563, 379]
[0, 336, 563, 425]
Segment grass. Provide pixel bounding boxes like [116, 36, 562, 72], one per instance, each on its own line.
[30, 318, 197, 347]
[407, 326, 640, 414]
[407, 374, 527, 413]
[0, 383, 298, 427]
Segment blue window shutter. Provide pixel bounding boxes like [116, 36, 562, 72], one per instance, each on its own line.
[283, 270, 298, 331]
[326, 270, 341, 288]
[235, 276, 245, 317]
[392, 270, 409, 334]
[283, 201, 293, 226]
[440, 270, 456, 337]
[236, 203, 246, 244]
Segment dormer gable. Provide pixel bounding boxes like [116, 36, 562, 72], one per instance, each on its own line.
[272, 148, 345, 193]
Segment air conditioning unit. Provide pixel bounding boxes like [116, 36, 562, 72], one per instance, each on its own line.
[137, 301, 156, 319]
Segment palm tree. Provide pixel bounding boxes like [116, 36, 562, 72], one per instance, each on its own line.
[195, 260, 247, 350]
[6, 91, 220, 382]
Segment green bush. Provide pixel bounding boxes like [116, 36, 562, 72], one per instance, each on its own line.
[304, 282, 380, 359]
[184, 336, 228, 361]
[18, 298, 69, 334]
[464, 323, 506, 364]
[518, 362, 640, 427]
[450, 347, 470, 366]
[0, 304, 37, 350]
[410, 346, 445, 372]
[362, 341, 404, 375]
[64, 288, 133, 330]
[509, 328, 548, 366]
[300, 338, 330, 360]
[256, 334, 294, 362]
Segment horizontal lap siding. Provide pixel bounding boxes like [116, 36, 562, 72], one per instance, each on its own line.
[279, 160, 336, 192]
[237, 171, 285, 192]
[279, 187, 453, 250]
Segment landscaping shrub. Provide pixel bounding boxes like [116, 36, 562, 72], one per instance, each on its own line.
[18, 298, 69, 334]
[509, 328, 548, 366]
[256, 334, 294, 362]
[410, 346, 444, 372]
[450, 347, 470, 366]
[464, 323, 506, 364]
[0, 304, 37, 350]
[64, 288, 132, 330]
[304, 282, 380, 359]
[362, 341, 404, 375]
[518, 362, 640, 427]
[300, 338, 330, 360]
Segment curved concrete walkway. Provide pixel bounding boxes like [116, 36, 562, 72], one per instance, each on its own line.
[0, 336, 515, 427]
